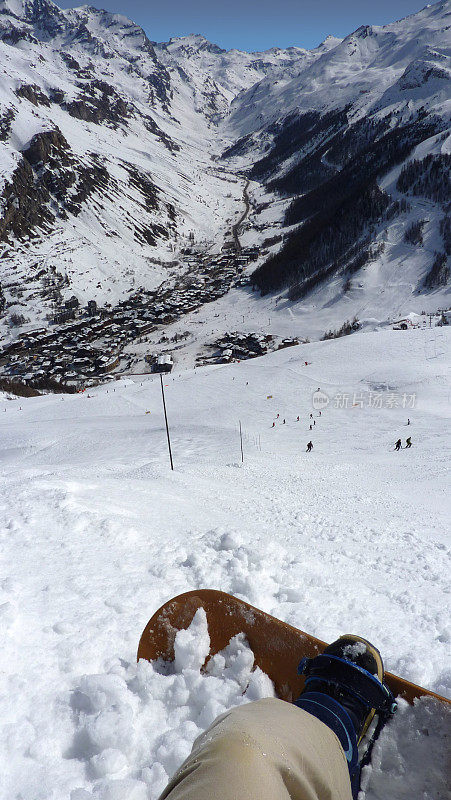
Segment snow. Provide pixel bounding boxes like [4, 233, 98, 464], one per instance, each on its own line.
[1, 2, 451, 795]
[0, 0, 25, 16]
[0, 144, 19, 193]
[0, 327, 450, 799]
[342, 641, 368, 658]
[123, 255, 450, 374]
[0, 0, 450, 343]
[360, 696, 451, 799]
[0, 2, 257, 335]
[226, 1, 451, 136]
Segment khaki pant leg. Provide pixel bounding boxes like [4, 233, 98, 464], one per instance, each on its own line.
[158, 697, 353, 800]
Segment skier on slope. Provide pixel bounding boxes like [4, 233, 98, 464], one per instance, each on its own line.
[158, 634, 395, 800]
[405, 437, 412, 448]
[395, 439, 402, 451]
[306, 441, 313, 452]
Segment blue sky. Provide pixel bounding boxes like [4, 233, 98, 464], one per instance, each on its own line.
[58, 0, 431, 51]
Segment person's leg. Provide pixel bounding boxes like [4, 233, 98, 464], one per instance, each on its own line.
[158, 697, 352, 800]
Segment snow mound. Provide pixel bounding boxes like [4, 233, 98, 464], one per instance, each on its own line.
[361, 696, 451, 799]
[67, 609, 274, 798]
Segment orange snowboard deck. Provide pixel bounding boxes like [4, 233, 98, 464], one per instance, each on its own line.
[137, 589, 450, 707]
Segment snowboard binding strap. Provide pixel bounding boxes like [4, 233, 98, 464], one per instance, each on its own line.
[298, 654, 398, 717]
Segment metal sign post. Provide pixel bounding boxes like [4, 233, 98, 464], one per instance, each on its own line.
[160, 373, 174, 470]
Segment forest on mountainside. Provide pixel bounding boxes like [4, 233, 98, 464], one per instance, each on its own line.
[251, 115, 443, 297]
[397, 153, 450, 203]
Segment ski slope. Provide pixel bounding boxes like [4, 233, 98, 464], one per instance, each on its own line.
[0, 327, 450, 799]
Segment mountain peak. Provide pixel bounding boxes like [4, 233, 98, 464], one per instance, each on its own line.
[165, 33, 226, 55]
[354, 24, 374, 37]
[0, 0, 60, 20]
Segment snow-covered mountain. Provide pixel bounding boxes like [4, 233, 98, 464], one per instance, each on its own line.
[227, 5, 450, 134]
[0, 0, 311, 344]
[222, 2, 450, 302]
[154, 34, 312, 121]
[0, 0, 450, 377]
[0, 8, 450, 795]
[0, 1, 232, 310]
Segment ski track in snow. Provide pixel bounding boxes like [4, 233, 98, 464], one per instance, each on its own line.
[0, 328, 450, 799]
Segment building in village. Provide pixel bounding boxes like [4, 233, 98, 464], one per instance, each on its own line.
[152, 355, 173, 373]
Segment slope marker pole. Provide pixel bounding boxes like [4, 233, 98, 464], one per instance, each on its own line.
[160, 373, 174, 470]
[239, 420, 244, 464]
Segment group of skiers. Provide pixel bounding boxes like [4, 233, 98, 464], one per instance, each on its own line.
[270, 389, 324, 454]
[270, 392, 413, 455]
[395, 436, 412, 450]
[271, 413, 306, 428]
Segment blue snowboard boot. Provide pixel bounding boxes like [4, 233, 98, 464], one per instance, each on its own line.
[295, 635, 397, 798]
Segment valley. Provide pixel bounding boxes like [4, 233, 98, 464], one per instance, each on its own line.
[0, 0, 449, 386]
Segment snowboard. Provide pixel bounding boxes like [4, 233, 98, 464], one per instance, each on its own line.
[137, 589, 450, 707]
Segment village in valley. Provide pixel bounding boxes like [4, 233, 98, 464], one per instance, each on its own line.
[0, 238, 299, 386]
[0, 167, 306, 388]
[0, 230, 448, 389]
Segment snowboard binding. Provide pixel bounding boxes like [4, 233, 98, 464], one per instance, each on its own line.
[296, 635, 397, 798]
